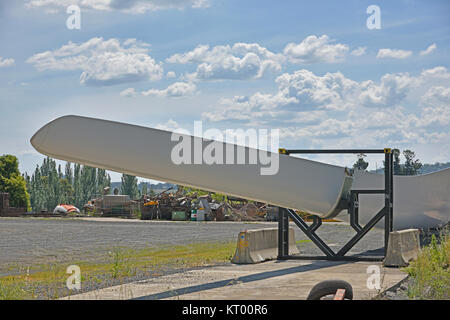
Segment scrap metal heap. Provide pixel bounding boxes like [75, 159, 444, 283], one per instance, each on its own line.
[139, 190, 279, 222]
[81, 186, 279, 221]
[85, 194, 139, 218]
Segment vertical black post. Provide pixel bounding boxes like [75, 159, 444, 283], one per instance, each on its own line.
[389, 151, 394, 232]
[283, 209, 289, 256]
[384, 150, 393, 251]
[278, 207, 283, 258]
[278, 207, 289, 259]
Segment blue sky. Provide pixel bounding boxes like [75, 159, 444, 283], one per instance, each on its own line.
[0, 0, 449, 182]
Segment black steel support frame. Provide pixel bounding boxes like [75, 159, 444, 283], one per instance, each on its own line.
[277, 149, 394, 261]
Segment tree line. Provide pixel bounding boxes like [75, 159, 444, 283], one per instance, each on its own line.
[24, 157, 112, 212]
[353, 149, 423, 175]
[21, 157, 144, 212]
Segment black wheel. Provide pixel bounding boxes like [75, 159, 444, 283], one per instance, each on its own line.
[306, 280, 353, 300]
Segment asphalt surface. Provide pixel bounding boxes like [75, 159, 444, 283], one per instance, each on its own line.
[0, 217, 384, 270]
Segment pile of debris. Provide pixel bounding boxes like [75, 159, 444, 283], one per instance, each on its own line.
[222, 202, 279, 221]
[82, 188, 138, 218]
[85, 194, 139, 218]
[139, 188, 279, 222]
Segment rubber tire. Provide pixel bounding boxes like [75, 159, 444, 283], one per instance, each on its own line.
[306, 280, 353, 300]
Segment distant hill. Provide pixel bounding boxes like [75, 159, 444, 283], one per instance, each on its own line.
[370, 162, 450, 175]
[419, 162, 450, 174]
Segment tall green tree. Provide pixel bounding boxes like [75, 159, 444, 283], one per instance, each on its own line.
[30, 157, 62, 211]
[353, 153, 369, 171]
[0, 155, 31, 210]
[59, 178, 74, 204]
[121, 174, 139, 199]
[80, 165, 97, 205]
[24, 172, 31, 195]
[403, 149, 422, 175]
[73, 163, 82, 208]
[392, 148, 402, 175]
[30, 165, 44, 210]
[140, 182, 148, 197]
[64, 162, 73, 186]
[27, 158, 110, 211]
[96, 168, 110, 195]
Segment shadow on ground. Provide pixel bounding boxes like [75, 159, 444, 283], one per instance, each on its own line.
[134, 260, 350, 300]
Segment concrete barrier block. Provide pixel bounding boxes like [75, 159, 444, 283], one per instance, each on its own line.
[383, 229, 420, 267]
[231, 227, 299, 264]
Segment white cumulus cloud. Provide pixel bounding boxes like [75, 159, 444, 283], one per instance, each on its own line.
[421, 86, 450, 107]
[283, 35, 349, 64]
[419, 86, 450, 127]
[202, 66, 450, 146]
[376, 48, 412, 59]
[166, 71, 176, 78]
[419, 43, 437, 56]
[167, 43, 284, 81]
[0, 57, 15, 68]
[203, 69, 360, 122]
[358, 72, 417, 108]
[351, 47, 367, 56]
[27, 37, 163, 86]
[155, 119, 184, 132]
[142, 81, 197, 97]
[120, 87, 137, 97]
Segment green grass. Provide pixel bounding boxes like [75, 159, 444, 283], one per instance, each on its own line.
[404, 229, 450, 300]
[0, 241, 236, 300]
[295, 239, 312, 244]
[0, 280, 36, 300]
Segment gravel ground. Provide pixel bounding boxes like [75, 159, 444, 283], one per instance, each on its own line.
[0, 217, 273, 268]
[0, 217, 384, 269]
[0, 217, 386, 299]
[380, 276, 412, 300]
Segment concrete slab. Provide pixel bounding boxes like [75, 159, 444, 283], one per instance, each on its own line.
[384, 229, 420, 267]
[231, 228, 299, 264]
[63, 260, 407, 300]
